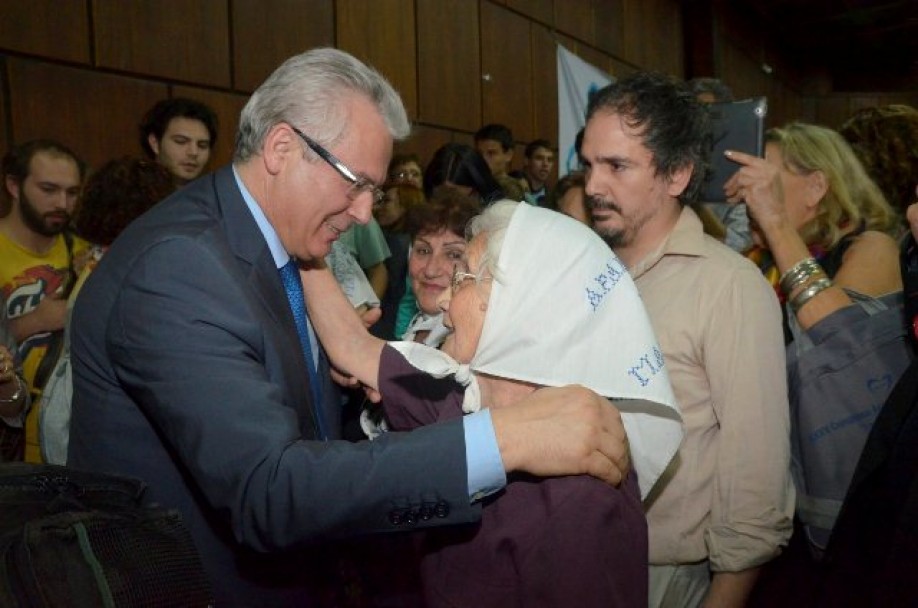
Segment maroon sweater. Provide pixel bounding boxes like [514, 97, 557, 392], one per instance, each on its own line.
[378, 344, 648, 607]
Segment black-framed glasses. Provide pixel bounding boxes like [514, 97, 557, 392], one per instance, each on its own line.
[290, 126, 386, 207]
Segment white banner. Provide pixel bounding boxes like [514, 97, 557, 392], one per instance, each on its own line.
[557, 45, 613, 177]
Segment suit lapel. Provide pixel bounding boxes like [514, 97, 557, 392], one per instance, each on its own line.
[211, 166, 323, 438]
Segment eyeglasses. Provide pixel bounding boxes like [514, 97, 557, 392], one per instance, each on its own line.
[290, 126, 386, 207]
[451, 264, 489, 294]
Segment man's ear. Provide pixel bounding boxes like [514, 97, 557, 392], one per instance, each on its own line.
[261, 123, 298, 176]
[147, 134, 161, 157]
[4, 175, 20, 202]
[666, 163, 693, 198]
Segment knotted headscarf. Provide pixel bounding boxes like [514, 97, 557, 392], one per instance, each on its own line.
[390, 202, 683, 498]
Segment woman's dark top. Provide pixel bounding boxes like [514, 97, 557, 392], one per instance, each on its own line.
[378, 344, 648, 608]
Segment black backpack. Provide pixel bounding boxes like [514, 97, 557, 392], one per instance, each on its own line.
[0, 463, 213, 607]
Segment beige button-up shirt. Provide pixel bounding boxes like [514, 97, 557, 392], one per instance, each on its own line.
[634, 206, 794, 572]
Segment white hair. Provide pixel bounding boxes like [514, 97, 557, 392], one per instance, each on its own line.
[234, 48, 410, 161]
[466, 199, 521, 282]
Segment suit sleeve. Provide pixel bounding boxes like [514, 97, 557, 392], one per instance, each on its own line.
[107, 236, 479, 551]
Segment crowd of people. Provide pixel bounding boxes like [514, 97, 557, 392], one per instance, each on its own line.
[1, 46, 916, 607]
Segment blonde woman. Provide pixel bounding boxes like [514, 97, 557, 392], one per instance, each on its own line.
[726, 123, 908, 559]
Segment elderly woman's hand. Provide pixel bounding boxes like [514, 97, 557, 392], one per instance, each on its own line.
[490, 385, 630, 487]
[723, 149, 791, 242]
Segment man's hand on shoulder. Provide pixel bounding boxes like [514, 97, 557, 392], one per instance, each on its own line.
[490, 385, 629, 486]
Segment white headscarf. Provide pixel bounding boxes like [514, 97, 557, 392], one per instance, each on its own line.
[390, 202, 682, 498]
[402, 311, 451, 347]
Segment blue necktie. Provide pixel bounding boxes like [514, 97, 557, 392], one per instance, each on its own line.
[279, 259, 327, 440]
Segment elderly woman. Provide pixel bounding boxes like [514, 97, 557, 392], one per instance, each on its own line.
[725, 122, 908, 557]
[303, 201, 682, 606]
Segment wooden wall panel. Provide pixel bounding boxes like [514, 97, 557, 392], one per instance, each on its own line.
[394, 124, 454, 169]
[623, 0, 683, 76]
[0, 0, 892, 190]
[721, 42, 769, 100]
[7, 59, 168, 170]
[417, 0, 480, 131]
[172, 86, 250, 168]
[593, 0, 625, 58]
[506, 0, 553, 25]
[93, 0, 230, 87]
[336, 0, 418, 120]
[609, 56, 636, 79]
[481, 2, 534, 141]
[812, 97, 856, 130]
[554, 0, 594, 45]
[531, 24, 559, 144]
[0, 0, 90, 64]
[232, 0, 334, 92]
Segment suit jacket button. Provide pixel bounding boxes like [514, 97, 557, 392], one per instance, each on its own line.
[419, 504, 433, 520]
[435, 501, 450, 518]
[405, 509, 418, 525]
[388, 511, 403, 525]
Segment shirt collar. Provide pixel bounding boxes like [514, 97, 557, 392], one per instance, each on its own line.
[232, 164, 289, 270]
[628, 205, 708, 279]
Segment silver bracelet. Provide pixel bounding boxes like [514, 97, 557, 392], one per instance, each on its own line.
[791, 277, 833, 313]
[780, 257, 825, 295]
[0, 374, 24, 404]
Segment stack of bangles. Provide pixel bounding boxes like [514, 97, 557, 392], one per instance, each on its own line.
[779, 257, 834, 313]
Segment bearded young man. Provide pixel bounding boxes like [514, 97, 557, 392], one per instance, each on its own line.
[0, 139, 88, 461]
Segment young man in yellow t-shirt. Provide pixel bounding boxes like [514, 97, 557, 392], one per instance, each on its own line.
[1, 139, 88, 462]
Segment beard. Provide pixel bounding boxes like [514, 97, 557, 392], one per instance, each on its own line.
[587, 194, 629, 248]
[18, 190, 70, 237]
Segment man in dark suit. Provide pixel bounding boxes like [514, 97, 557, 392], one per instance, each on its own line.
[68, 48, 630, 605]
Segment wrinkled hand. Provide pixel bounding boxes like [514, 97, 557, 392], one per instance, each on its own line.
[490, 385, 630, 486]
[723, 149, 790, 239]
[329, 367, 381, 402]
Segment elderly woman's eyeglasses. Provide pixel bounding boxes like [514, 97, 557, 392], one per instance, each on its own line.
[451, 264, 490, 294]
[290, 126, 386, 207]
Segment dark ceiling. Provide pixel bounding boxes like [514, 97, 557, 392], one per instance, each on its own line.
[732, 0, 918, 92]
